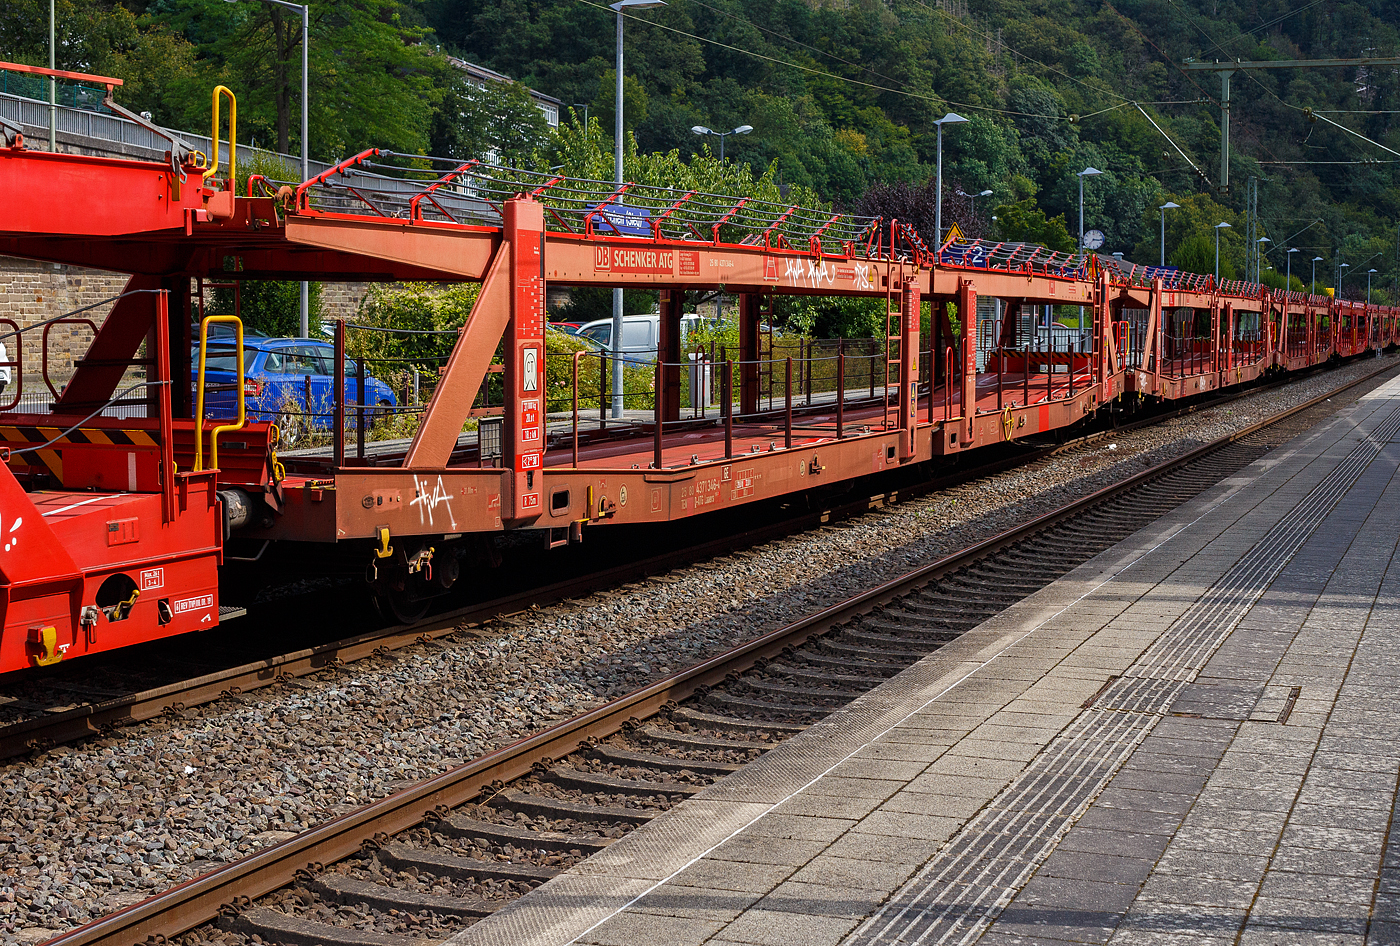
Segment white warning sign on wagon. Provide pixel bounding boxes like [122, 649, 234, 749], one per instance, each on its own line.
[522, 347, 539, 392]
[173, 594, 213, 614]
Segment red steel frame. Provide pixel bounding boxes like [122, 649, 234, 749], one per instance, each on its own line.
[0, 121, 1397, 666]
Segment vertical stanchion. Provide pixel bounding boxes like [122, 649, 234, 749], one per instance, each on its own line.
[1023, 344, 1030, 406]
[572, 351, 581, 468]
[784, 356, 793, 449]
[333, 319, 345, 469]
[869, 341, 876, 400]
[653, 360, 663, 469]
[599, 351, 607, 431]
[996, 350, 1003, 410]
[806, 340, 814, 405]
[944, 348, 953, 422]
[155, 290, 175, 522]
[836, 348, 845, 439]
[723, 359, 734, 458]
[356, 357, 366, 461]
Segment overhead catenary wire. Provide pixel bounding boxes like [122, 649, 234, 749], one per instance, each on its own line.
[1307, 110, 1400, 160]
[584, 0, 1210, 128]
[1133, 102, 1213, 187]
[575, 0, 1118, 121]
[899, 0, 1134, 106]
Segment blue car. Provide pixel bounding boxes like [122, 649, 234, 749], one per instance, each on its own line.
[197, 337, 397, 447]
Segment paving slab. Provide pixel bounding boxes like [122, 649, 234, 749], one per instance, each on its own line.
[446, 374, 1400, 946]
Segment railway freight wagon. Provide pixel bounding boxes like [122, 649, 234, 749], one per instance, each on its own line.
[0, 72, 1396, 671]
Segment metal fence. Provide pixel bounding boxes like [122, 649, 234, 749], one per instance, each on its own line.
[0, 90, 332, 175]
[11, 387, 148, 419]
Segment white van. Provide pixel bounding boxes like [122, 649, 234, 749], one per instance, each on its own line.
[575, 313, 705, 362]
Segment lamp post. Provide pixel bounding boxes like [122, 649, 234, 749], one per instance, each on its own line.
[1368, 268, 1377, 304]
[1214, 222, 1231, 284]
[571, 102, 590, 128]
[1158, 201, 1180, 267]
[690, 124, 752, 162]
[1286, 247, 1299, 291]
[226, 0, 310, 337]
[48, 0, 56, 149]
[934, 112, 968, 245]
[1256, 236, 1271, 284]
[608, 0, 666, 417]
[1077, 167, 1103, 266]
[1340, 261, 1350, 297]
[1312, 257, 1323, 296]
[957, 188, 993, 224]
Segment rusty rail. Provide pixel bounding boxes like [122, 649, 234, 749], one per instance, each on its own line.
[35, 355, 1400, 946]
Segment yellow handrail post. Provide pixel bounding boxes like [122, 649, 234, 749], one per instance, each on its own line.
[203, 86, 237, 185]
[194, 315, 247, 471]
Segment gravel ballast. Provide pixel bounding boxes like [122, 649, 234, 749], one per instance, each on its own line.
[1, 356, 1396, 945]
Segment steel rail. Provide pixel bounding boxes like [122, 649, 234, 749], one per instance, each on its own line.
[0, 442, 1057, 761]
[3, 359, 1381, 762]
[39, 357, 1400, 946]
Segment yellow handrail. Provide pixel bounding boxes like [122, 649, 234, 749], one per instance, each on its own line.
[194, 314, 247, 471]
[203, 85, 237, 183]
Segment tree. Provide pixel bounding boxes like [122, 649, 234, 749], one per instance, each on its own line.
[991, 198, 1076, 253]
[155, 0, 444, 159]
[0, 0, 203, 125]
[430, 72, 552, 168]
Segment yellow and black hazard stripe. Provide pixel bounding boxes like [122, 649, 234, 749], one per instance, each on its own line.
[0, 426, 159, 482]
[0, 426, 157, 448]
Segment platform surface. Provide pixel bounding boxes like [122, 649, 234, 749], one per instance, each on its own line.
[448, 371, 1400, 946]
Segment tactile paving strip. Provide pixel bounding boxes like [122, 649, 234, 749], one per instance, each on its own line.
[844, 405, 1400, 946]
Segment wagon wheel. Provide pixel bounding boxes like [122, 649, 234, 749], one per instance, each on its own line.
[374, 581, 431, 625]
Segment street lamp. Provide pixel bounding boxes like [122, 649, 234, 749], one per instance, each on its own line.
[1256, 236, 1271, 284]
[690, 124, 752, 162]
[1214, 222, 1231, 284]
[1368, 268, 1378, 304]
[608, 0, 666, 417]
[957, 188, 993, 224]
[934, 113, 968, 245]
[1340, 261, 1350, 297]
[1077, 167, 1103, 265]
[1158, 201, 1180, 268]
[227, 0, 311, 337]
[1312, 257, 1323, 296]
[1286, 247, 1299, 291]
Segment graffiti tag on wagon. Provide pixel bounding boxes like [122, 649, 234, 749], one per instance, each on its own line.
[411, 474, 458, 529]
[784, 258, 836, 288]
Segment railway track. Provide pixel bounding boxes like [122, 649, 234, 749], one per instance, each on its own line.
[0, 360, 1362, 762]
[35, 359, 1398, 946]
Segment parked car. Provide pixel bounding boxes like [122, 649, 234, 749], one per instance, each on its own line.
[548, 321, 583, 334]
[195, 322, 268, 345]
[574, 313, 706, 363]
[197, 337, 397, 447]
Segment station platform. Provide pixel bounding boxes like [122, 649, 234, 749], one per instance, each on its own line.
[447, 372, 1400, 946]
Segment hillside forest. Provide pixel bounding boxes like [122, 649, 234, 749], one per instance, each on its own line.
[4, 0, 1400, 312]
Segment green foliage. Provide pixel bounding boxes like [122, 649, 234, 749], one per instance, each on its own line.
[352, 281, 479, 369]
[992, 198, 1075, 253]
[211, 278, 323, 338]
[430, 73, 552, 167]
[545, 115, 827, 213]
[0, 0, 202, 125]
[27, 0, 1400, 290]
